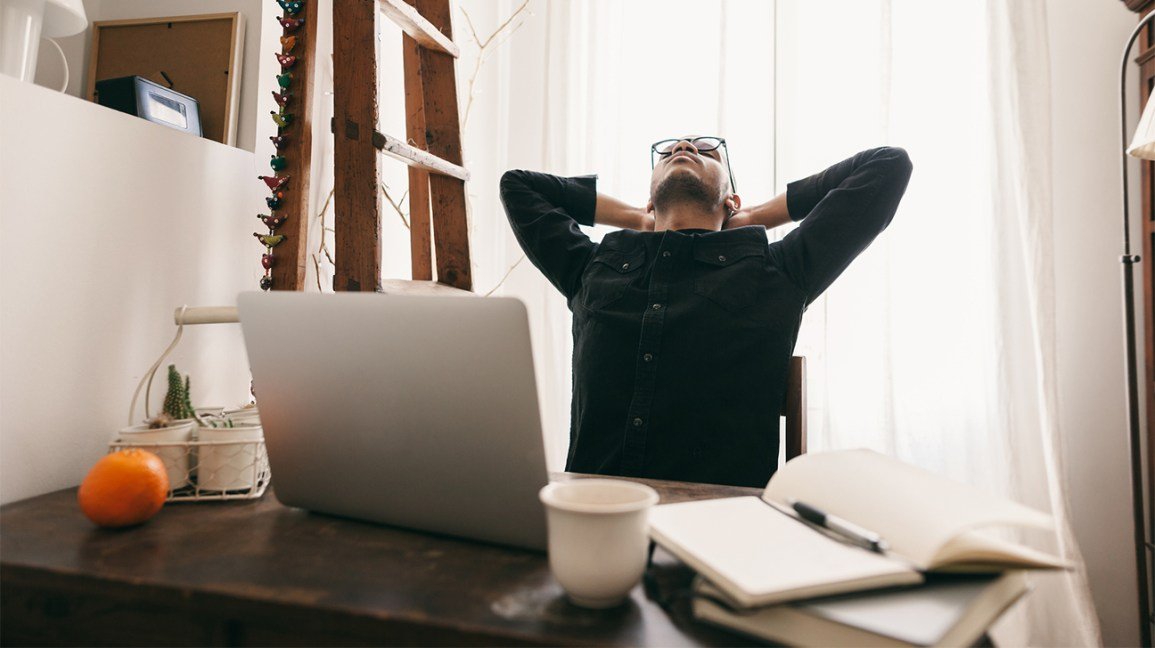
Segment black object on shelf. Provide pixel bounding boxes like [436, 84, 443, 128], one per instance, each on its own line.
[94, 76, 203, 138]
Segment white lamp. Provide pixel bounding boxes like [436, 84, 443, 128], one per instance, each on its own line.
[1119, 11, 1155, 646]
[1128, 92, 1155, 159]
[0, 0, 87, 84]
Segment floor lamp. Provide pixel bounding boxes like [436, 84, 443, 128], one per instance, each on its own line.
[1120, 11, 1154, 647]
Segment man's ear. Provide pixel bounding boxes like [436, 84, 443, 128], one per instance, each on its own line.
[726, 194, 742, 213]
[645, 200, 655, 214]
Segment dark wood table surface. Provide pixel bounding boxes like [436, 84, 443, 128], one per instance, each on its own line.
[1, 475, 764, 646]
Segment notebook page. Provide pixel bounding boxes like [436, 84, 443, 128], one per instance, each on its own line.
[649, 497, 919, 606]
[762, 450, 1055, 568]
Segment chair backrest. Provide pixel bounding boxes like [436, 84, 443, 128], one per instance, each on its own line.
[782, 356, 807, 462]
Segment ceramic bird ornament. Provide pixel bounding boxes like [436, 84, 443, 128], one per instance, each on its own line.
[277, 72, 292, 89]
[259, 175, 289, 191]
[270, 155, 287, 171]
[266, 192, 285, 210]
[260, 276, 273, 291]
[280, 35, 297, 52]
[270, 135, 288, 149]
[254, 233, 285, 248]
[275, 53, 297, 69]
[262, 254, 275, 270]
[278, 0, 304, 16]
[278, 16, 303, 31]
[259, 213, 287, 229]
[271, 111, 292, 128]
[272, 90, 291, 107]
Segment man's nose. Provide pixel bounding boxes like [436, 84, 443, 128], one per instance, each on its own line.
[670, 139, 698, 155]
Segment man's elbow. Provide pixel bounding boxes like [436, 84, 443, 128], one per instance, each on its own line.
[500, 169, 528, 196]
[874, 146, 913, 183]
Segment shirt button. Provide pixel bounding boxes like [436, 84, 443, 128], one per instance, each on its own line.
[621, 262, 630, 270]
[662, 251, 671, 258]
[643, 353, 653, 362]
[633, 417, 644, 427]
[652, 303, 662, 310]
[718, 255, 727, 262]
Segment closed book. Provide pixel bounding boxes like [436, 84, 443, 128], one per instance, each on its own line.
[692, 571, 1030, 647]
[648, 450, 1068, 608]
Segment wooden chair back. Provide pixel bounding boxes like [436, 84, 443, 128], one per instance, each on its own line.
[783, 355, 807, 462]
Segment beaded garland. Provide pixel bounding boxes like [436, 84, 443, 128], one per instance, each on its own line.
[257, 0, 307, 291]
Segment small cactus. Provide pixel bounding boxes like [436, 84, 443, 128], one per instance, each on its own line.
[162, 365, 196, 420]
[145, 413, 174, 429]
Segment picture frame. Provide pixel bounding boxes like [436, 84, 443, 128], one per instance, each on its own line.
[86, 13, 245, 146]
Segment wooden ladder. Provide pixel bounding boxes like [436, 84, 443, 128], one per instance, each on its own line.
[273, 0, 473, 294]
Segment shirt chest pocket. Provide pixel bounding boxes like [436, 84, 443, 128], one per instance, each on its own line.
[580, 247, 646, 311]
[691, 244, 767, 313]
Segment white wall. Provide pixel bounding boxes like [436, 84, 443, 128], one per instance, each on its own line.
[33, 0, 271, 153]
[1048, 2, 1146, 646]
[0, 76, 262, 504]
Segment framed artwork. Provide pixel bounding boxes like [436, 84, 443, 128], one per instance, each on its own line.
[87, 13, 245, 146]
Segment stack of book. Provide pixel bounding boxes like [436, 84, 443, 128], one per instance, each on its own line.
[648, 450, 1069, 647]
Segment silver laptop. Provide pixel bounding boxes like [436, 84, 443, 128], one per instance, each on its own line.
[237, 291, 550, 551]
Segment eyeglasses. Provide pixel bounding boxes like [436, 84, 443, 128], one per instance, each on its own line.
[650, 136, 737, 192]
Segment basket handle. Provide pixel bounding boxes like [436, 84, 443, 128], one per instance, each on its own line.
[127, 306, 242, 426]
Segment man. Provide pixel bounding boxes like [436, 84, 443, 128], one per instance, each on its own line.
[500, 139, 912, 488]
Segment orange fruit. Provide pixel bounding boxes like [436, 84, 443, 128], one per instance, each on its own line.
[78, 449, 169, 527]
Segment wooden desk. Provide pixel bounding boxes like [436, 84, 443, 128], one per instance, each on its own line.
[1, 476, 762, 646]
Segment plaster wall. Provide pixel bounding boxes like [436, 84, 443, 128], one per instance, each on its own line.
[0, 76, 261, 505]
[1048, 1, 1146, 645]
[32, 0, 270, 152]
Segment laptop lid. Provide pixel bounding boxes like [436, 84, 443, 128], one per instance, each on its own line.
[237, 291, 549, 551]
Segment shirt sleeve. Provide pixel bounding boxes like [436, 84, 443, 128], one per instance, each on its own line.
[775, 146, 913, 304]
[499, 169, 599, 301]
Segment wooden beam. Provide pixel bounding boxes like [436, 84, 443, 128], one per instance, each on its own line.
[784, 356, 807, 461]
[379, 279, 476, 297]
[403, 33, 433, 281]
[378, 0, 459, 58]
[270, 2, 317, 291]
[376, 132, 469, 181]
[332, 0, 382, 292]
[413, 0, 471, 291]
[327, 118, 470, 180]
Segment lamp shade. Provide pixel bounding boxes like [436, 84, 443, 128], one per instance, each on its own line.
[41, 0, 86, 37]
[1128, 92, 1155, 160]
[0, 0, 85, 83]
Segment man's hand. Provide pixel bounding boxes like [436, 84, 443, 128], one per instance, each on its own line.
[722, 192, 793, 231]
[722, 209, 757, 230]
[596, 193, 654, 231]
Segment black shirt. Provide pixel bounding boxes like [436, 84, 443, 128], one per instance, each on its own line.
[499, 146, 912, 487]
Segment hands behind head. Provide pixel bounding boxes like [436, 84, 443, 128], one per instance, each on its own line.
[722, 208, 756, 230]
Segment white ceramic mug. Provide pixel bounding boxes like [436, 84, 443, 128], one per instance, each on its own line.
[538, 479, 660, 608]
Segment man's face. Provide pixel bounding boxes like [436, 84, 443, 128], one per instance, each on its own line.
[648, 136, 733, 213]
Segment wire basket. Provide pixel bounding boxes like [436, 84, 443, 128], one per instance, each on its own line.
[109, 435, 271, 502]
[114, 305, 270, 502]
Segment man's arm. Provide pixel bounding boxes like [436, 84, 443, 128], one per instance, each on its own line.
[500, 170, 601, 300]
[771, 146, 913, 303]
[595, 193, 654, 231]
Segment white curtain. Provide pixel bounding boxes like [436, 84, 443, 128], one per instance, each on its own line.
[306, 0, 1101, 642]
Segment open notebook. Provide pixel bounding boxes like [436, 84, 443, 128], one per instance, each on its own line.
[648, 449, 1068, 608]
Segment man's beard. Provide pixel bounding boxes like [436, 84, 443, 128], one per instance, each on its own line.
[651, 171, 722, 214]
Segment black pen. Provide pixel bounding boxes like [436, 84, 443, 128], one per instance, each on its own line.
[789, 499, 890, 554]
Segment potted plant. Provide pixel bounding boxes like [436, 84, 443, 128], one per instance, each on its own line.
[196, 415, 264, 493]
[117, 365, 197, 489]
[222, 403, 260, 427]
